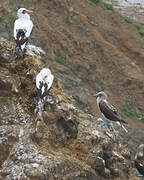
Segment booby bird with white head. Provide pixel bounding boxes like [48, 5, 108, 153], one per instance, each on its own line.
[93, 91, 128, 139]
[14, 8, 33, 57]
[36, 68, 54, 102]
[35, 68, 54, 133]
[135, 144, 144, 177]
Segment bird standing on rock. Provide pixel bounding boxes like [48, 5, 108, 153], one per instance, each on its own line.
[14, 8, 33, 58]
[93, 91, 128, 140]
[135, 144, 144, 177]
[35, 68, 54, 133]
[36, 68, 54, 103]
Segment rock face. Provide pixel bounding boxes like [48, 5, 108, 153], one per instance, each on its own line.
[106, 0, 144, 23]
[0, 38, 138, 179]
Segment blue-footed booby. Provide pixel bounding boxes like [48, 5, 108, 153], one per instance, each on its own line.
[93, 91, 128, 139]
[94, 91, 127, 124]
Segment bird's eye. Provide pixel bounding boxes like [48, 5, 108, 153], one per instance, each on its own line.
[22, 10, 26, 14]
[44, 75, 47, 78]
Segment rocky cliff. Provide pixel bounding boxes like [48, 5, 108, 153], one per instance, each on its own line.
[0, 0, 144, 179]
[0, 38, 140, 180]
[1, 0, 144, 126]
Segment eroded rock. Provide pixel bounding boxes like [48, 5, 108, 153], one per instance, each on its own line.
[0, 38, 136, 180]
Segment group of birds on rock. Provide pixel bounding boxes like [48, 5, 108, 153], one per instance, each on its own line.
[13, 8, 54, 101]
[13, 8, 144, 177]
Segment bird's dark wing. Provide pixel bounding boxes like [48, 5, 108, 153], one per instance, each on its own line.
[42, 83, 49, 98]
[99, 100, 127, 123]
[16, 29, 28, 49]
[38, 81, 49, 99]
[107, 102, 118, 115]
[37, 81, 42, 99]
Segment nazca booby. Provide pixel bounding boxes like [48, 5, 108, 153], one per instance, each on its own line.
[34, 68, 54, 133]
[14, 8, 33, 57]
[36, 68, 54, 102]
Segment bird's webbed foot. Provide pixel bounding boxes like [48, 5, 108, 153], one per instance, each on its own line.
[136, 174, 144, 177]
[100, 120, 111, 127]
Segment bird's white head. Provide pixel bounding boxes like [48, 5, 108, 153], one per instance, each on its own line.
[40, 68, 51, 80]
[93, 91, 107, 101]
[17, 8, 33, 19]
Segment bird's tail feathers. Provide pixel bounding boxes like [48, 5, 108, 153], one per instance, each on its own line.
[120, 118, 128, 124]
[15, 29, 28, 58]
[16, 29, 28, 46]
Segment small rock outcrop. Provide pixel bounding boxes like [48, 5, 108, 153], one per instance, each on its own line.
[0, 38, 138, 179]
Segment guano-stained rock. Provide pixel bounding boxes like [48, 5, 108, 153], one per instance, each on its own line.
[0, 38, 138, 180]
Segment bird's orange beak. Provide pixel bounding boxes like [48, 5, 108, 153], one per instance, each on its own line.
[25, 10, 33, 13]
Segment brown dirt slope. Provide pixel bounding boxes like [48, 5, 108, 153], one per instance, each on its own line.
[0, 0, 144, 151]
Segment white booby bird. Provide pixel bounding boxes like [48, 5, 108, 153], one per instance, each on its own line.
[14, 8, 33, 57]
[135, 144, 144, 177]
[34, 68, 54, 133]
[36, 68, 54, 102]
[93, 91, 127, 139]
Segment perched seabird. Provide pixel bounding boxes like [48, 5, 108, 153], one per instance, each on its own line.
[94, 91, 127, 124]
[135, 144, 144, 176]
[14, 8, 33, 57]
[93, 91, 128, 139]
[35, 68, 54, 133]
[36, 68, 54, 102]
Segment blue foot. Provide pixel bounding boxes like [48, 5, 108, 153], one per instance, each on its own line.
[136, 174, 144, 177]
[100, 120, 111, 127]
